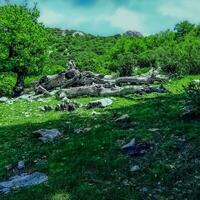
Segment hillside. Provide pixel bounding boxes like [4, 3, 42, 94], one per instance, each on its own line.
[0, 75, 200, 200]
[0, 3, 200, 200]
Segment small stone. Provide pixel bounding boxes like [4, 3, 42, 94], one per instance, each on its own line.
[0, 172, 48, 194]
[87, 98, 113, 109]
[148, 128, 160, 132]
[143, 187, 149, 193]
[17, 161, 25, 170]
[115, 114, 130, 123]
[74, 128, 91, 134]
[130, 165, 140, 172]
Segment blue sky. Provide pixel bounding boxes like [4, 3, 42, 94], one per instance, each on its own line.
[1, 0, 200, 35]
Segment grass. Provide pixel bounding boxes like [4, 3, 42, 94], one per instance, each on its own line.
[0, 75, 200, 200]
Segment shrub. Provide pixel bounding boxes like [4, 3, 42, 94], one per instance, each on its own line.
[118, 54, 135, 77]
[184, 80, 200, 115]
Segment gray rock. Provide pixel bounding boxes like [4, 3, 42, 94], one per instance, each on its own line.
[87, 98, 113, 109]
[123, 31, 143, 37]
[0, 172, 48, 194]
[33, 129, 62, 142]
[0, 97, 8, 103]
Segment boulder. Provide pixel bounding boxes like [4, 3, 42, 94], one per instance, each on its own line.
[123, 31, 143, 37]
[86, 98, 113, 109]
[33, 129, 62, 142]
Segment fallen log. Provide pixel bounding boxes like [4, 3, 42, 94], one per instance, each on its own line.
[57, 85, 167, 99]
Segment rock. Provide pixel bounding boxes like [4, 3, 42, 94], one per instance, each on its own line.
[74, 128, 91, 134]
[17, 161, 25, 171]
[58, 91, 67, 100]
[35, 85, 49, 95]
[0, 172, 48, 194]
[130, 165, 140, 172]
[55, 99, 78, 112]
[33, 129, 62, 142]
[123, 30, 143, 37]
[72, 31, 85, 37]
[40, 105, 54, 112]
[86, 98, 113, 109]
[115, 114, 130, 123]
[121, 139, 152, 157]
[0, 97, 8, 103]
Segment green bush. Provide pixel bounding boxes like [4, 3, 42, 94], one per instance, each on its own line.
[0, 73, 16, 97]
[42, 65, 66, 75]
[185, 80, 200, 115]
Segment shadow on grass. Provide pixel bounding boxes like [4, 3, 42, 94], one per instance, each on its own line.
[0, 93, 200, 200]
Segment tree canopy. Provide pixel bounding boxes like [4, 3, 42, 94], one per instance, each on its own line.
[0, 4, 48, 96]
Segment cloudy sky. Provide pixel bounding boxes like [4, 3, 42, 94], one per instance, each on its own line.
[1, 0, 200, 35]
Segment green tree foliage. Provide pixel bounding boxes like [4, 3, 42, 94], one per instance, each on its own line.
[118, 53, 135, 76]
[0, 4, 48, 96]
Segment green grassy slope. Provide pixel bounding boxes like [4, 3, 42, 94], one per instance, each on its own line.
[0, 75, 200, 200]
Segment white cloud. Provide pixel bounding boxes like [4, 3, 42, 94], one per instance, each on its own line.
[158, 0, 200, 23]
[37, 0, 146, 35]
[108, 8, 145, 32]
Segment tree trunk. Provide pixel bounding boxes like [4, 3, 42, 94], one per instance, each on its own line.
[13, 72, 25, 97]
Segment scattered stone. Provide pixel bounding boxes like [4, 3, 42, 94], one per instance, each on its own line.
[0, 97, 9, 103]
[115, 114, 130, 123]
[0, 172, 48, 194]
[40, 105, 54, 112]
[130, 165, 140, 172]
[55, 99, 77, 112]
[33, 129, 62, 142]
[74, 128, 91, 134]
[121, 138, 152, 157]
[86, 98, 113, 109]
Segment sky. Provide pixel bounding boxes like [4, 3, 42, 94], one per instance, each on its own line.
[1, 0, 200, 35]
